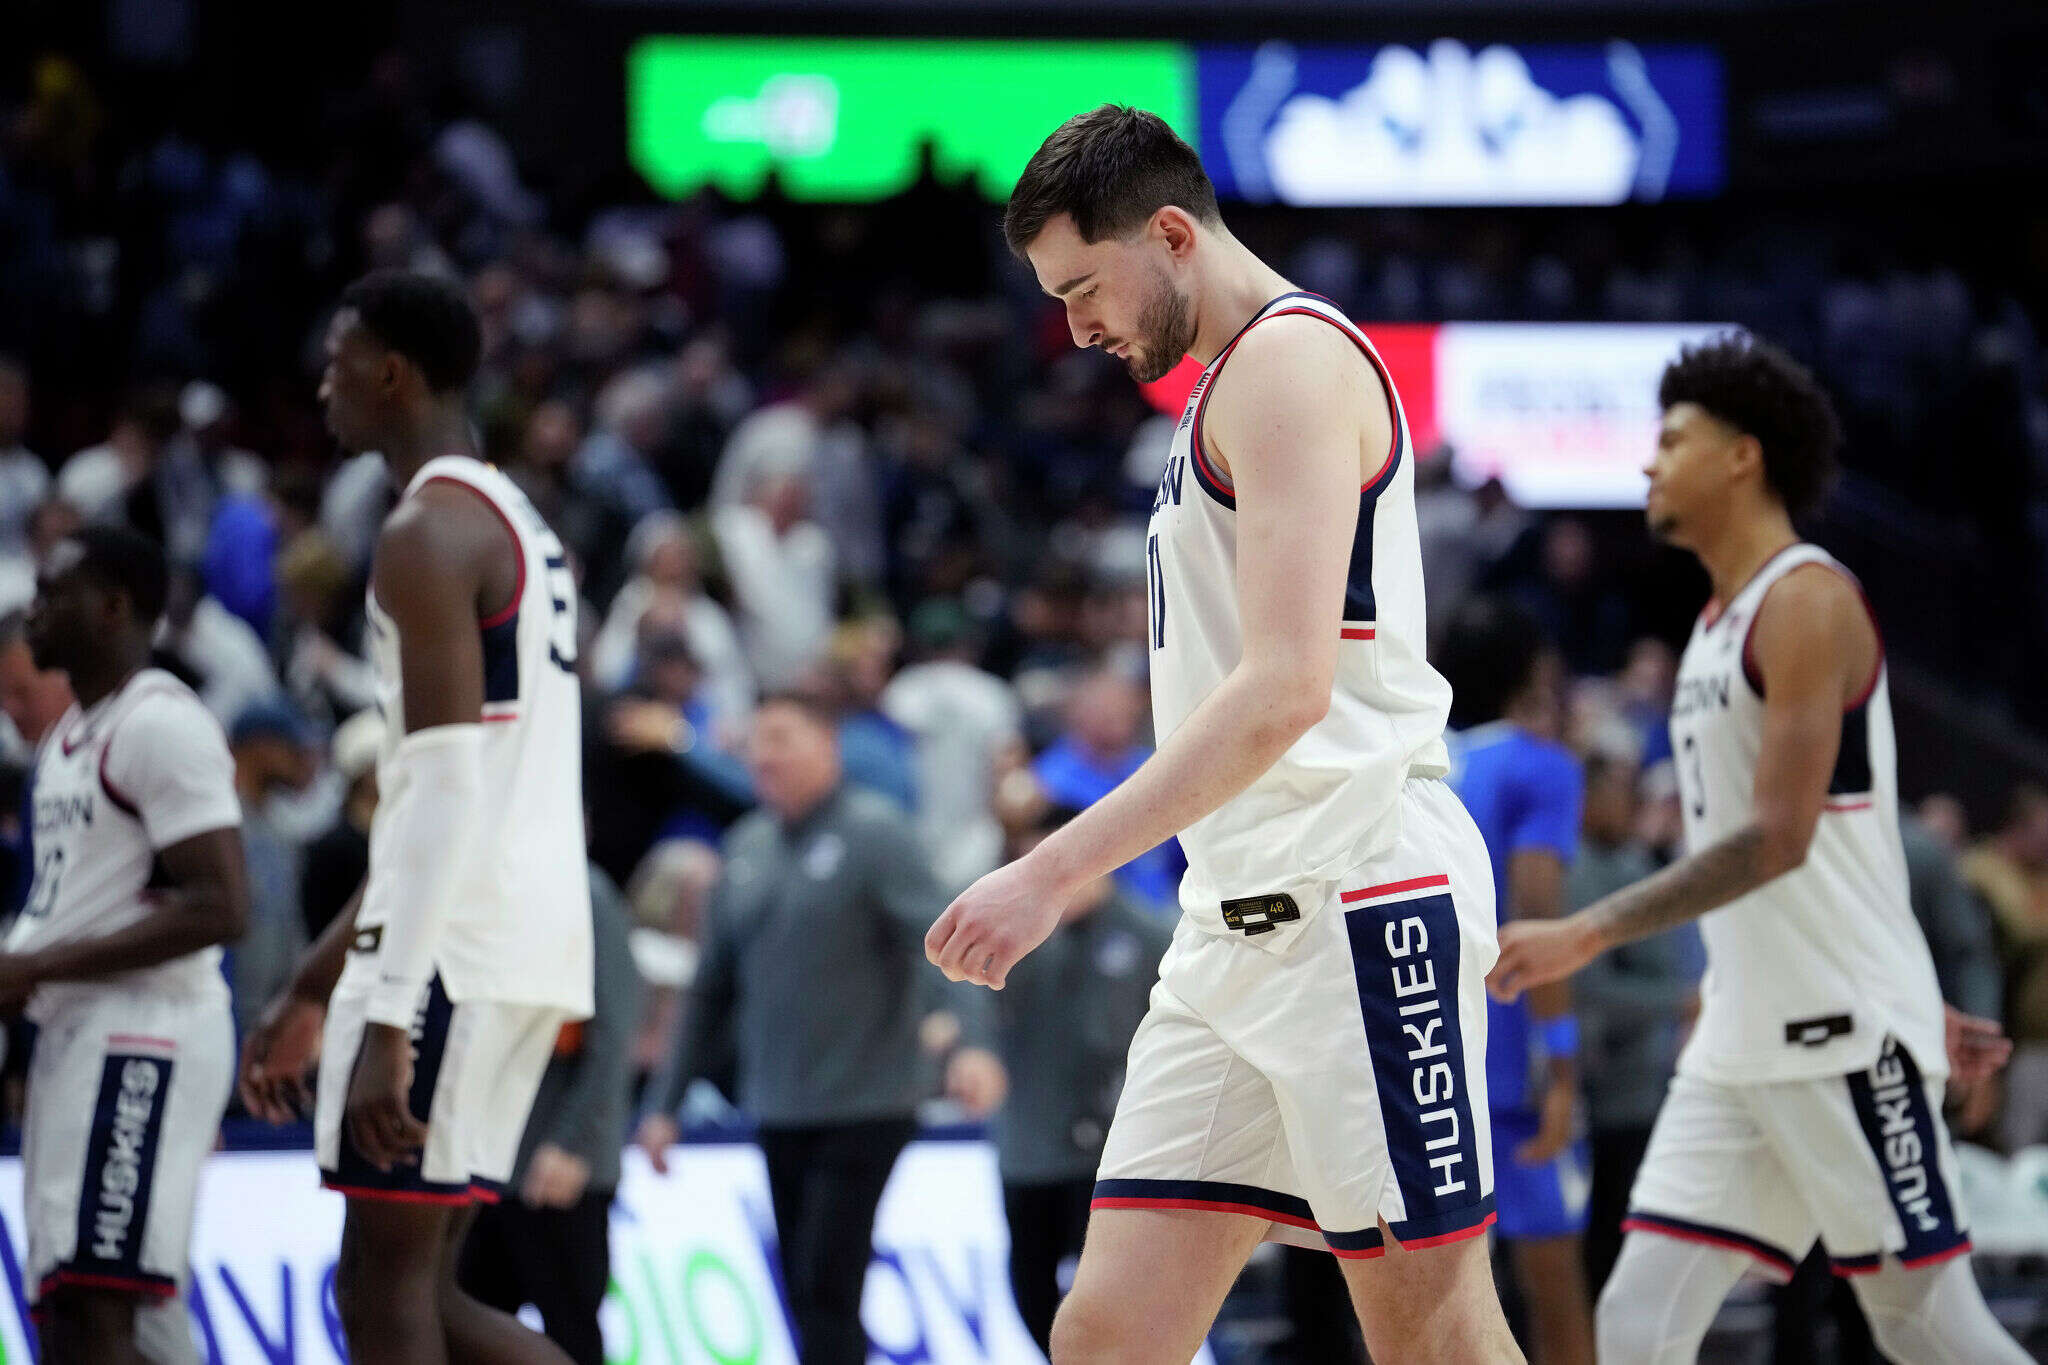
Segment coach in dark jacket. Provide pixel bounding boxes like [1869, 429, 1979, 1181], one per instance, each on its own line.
[635, 692, 1006, 1365]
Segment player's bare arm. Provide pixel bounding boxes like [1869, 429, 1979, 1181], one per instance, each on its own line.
[928, 315, 1390, 988]
[343, 484, 499, 1170]
[0, 826, 249, 1004]
[1489, 563, 1869, 1000]
[238, 878, 362, 1122]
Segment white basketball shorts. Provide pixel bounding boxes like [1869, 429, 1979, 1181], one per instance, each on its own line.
[1094, 777, 1500, 1258]
[20, 986, 232, 1312]
[1624, 1033, 1972, 1280]
[316, 957, 567, 1204]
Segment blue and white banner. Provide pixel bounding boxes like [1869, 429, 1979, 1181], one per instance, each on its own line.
[1198, 40, 1724, 205]
[1, 1141, 1169, 1365]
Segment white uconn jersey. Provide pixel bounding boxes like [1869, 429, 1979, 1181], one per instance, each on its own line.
[6, 670, 240, 1018]
[1670, 543, 1943, 1084]
[363, 456, 593, 1015]
[1148, 293, 1452, 945]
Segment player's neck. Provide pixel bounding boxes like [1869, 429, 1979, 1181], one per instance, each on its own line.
[381, 406, 479, 490]
[1187, 241, 1297, 366]
[1695, 507, 1800, 609]
[69, 652, 144, 711]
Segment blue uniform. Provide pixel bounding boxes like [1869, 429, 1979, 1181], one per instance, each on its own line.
[1449, 722, 1588, 1240]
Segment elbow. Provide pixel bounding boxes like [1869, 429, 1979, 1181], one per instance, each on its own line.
[1755, 821, 1814, 881]
[1254, 677, 1331, 749]
[212, 893, 251, 947]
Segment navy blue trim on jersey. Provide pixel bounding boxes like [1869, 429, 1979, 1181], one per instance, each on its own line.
[480, 613, 521, 704]
[1185, 291, 1346, 512]
[1091, 1177, 1321, 1231]
[1347, 891, 1488, 1235]
[1389, 1192, 1499, 1247]
[69, 1051, 174, 1287]
[1622, 1210, 1798, 1277]
[324, 974, 474, 1200]
[1829, 704, 1873, 796]
[1845, 1037, 1968, 1268]
[1829, 1251, 1883, 1276]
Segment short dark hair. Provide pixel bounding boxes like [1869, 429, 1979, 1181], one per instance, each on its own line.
[338, 269, 482, 395]
[69, 524, 169, 627]
[756, 689, 842, 732]
[0, 607, 26, 648]
[1004, 105, 1220, 259]
[1436, 596, 1549, 730]
[1659, 333, 1842, 521]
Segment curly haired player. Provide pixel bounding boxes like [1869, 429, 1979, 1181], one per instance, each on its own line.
[1491, 333, 2027, 1364]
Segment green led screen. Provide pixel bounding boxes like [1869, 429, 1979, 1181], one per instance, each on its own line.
[627, 37, 1195, 202]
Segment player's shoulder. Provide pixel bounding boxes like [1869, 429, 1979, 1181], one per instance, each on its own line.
[117, 670, 218, 734]
[1752, 557, 1873, 654]
[1223, 307, 1370, 385]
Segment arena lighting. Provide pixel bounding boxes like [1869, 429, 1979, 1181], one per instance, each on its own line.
[627, 37, 1722, 206]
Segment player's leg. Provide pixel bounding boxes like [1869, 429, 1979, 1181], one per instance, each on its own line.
[1845, 1256, 2031, 1364]
[1049, 1206, 1268, 1364]
[1060, 946, 1297, 1363]
[1337, 1227, 1520, 1364]
[455, 1199, 527, 1317]
[435, 1203, 576, 1365]
[1492, 1118, 1596, 1365]
[1594, 1228, 1751, 1363]
[433, 1002, 579, 1364]
[1508, 1235, 1596, 1365]
[37, 1287, 144, 1364]
[1598, 1073, 1811, 1359]
[1284, 780, 1518, 1362]
[336, 1197, 455, 1365]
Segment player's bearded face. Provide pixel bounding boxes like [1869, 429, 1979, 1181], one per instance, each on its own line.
[1122, 266, 1195, 384]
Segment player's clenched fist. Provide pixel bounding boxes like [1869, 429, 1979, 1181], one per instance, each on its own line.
[1486, 915, 1605, 1003]
[924, 858, 1070, 990]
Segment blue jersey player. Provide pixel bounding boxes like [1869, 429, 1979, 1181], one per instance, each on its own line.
[1443, 598, 1594, 1365]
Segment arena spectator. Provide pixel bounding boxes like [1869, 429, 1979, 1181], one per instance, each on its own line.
[1032, 665, 1183, 911]
[1567, 751, 1700, 1292]
[589, 509, 751, 725]
[56, 382, 180, 521]
[299, 707, 381, 941]
[881, 598, 1025, 892]
[712, 470, 835, 692]
[1961, 785, 2048, 1150]
[155, 563, 282, 726]
[0, 357, 45, 609]
[226, 700, 316, 1038]
[986, 803, 1169, 1353]
[0, 608, 73, 759]
[821, 616, 917, 811]
[459, 861, 641, 1365]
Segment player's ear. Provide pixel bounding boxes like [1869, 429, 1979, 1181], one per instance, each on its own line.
[1154, 206, 1199, 263]
[1725, 430, 1765, 488]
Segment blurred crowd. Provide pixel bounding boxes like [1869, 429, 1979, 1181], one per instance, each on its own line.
[6, 40, 2048, 1362]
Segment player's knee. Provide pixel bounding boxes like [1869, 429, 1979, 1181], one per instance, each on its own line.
[1594, 1270, 1680, 1364]
[1046, 1288, 1126, 1364]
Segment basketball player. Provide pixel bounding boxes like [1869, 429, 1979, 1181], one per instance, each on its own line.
[1489, 333, 2029, 1363]
[236, 269, 594, 1365]
[4, 526, 248, 1365]
[1440, 598, 1595, 1365]
[927, 106, 1520, 1364]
